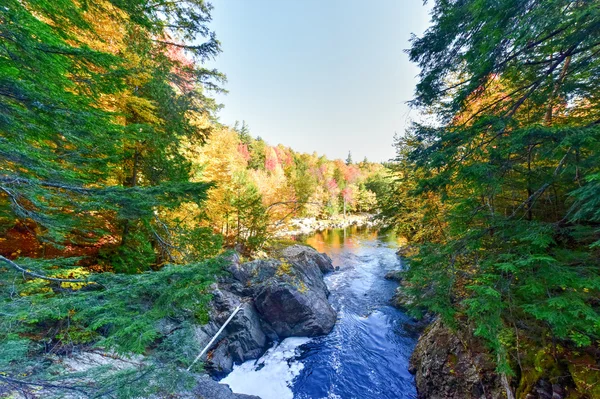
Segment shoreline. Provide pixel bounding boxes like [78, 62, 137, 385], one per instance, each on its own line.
[274, 213, 379, 238]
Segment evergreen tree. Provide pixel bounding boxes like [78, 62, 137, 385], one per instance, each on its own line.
[234, 120, 252, 145]
[345, 151, 353, 165]
[1, 0, 225, 394]
[388, 0, 600, 393]
[0, 0, 223, 270]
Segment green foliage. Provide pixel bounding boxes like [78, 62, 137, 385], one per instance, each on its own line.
[0, 0, 223, 259]
[385, 0, 600, 390]
[0, 256, 226, 396]
[99, 230, 156, 273]
[228, 171, 269, 250]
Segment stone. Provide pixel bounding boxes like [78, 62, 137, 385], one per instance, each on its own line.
[198, 286, 267, 375]
[193, 374, 261, 399]
[207, 343, 234, 375]
[409, 319, 504, 399]
[202, 301, 267, 375]
[280, 244, 335, 274]
[384, 270, 404, 282]
[253, 282, 336, 337]
[391, 287, 413, 311]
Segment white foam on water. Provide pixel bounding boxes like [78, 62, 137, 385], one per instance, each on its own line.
[221, 336, 311, 399]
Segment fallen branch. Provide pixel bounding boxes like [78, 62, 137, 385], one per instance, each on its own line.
[0, 375, 90, 396]
[0, 255, 86, 283]
[187, 303, 243, 371]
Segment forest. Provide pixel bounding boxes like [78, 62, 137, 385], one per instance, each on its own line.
[1, 0, 599, 398]
[380, 0, 600, 396]
[0, 0, 385, 397]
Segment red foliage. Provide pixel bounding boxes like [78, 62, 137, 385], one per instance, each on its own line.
[238, 143, 251, 161]
[0, 220, 118, 265]
[275, 146, 293, 166]
[326, 178, 339, 194]
[344, 165, 361, 183]
[164, 36, 196, 93]
[342, 186, 354, 203]
[265, 147, 279, 172]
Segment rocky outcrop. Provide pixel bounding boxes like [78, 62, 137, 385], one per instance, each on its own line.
[193, 375, 261, 399]
[253, 281, 336, 337]
[200, 245, 336, 375]
[281, 245, 335, 274]
[409, 319, 504, 399]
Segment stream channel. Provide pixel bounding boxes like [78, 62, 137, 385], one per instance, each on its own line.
[221, 227, 418, 399]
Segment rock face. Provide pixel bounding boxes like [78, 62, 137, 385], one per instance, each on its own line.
[524, 379, 566, 399]
[253, 280, 336, 337]
[409, 319, 504, 399]
[280, 245, 335, 274]
[199, 245, 336, 374]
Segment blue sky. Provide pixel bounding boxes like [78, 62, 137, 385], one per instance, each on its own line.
[205, 0, 432, 162]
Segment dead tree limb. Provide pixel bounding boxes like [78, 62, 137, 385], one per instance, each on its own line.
[0, 255, 86, 283]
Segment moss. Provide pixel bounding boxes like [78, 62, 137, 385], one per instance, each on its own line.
[516, 347, 556, 398]
[516, 346, 600, 399]
[276, 260, 293, 277]
[568, 354, 600, 398]
[55, 326, 99, 345]
[297, 280, 308, 293]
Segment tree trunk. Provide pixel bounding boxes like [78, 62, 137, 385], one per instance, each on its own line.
[544, 55, 571, 125]
[121, 146, 140, 246]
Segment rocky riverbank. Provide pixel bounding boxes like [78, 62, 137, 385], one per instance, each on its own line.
[409, 319, 505, 399]
[199, 245, 337, 376]
[275, 213, 378, 237]
[6, 245, 335, 399]
[387, 273, 507, 399]
[390, 270, 592, 399]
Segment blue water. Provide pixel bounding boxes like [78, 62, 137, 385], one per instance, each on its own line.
[292, 228, 417, 399]
[222, 227, 417, 399]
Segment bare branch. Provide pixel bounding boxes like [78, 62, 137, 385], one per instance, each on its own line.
[0, 255, 86, 283]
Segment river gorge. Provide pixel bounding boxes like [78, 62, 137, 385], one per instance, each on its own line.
[221, 227, 418, 399]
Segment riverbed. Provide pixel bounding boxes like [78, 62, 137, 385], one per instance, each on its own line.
[221, 227, 417, 399]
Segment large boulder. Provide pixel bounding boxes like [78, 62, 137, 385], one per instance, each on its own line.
[198, 288, 267, 375]
[229, 255, 336, 338]
[409, 319, 503, 399]
[280, 245, 335, 274]
[253, 281, 336, 337]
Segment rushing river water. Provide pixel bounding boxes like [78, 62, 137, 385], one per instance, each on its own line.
[221, 227, 418, 399]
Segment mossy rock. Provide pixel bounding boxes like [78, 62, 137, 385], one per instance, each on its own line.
[516, 347, 559, 397]
[568, 354, 600, 398]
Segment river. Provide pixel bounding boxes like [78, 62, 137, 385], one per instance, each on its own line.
[221, 227, 418, 399]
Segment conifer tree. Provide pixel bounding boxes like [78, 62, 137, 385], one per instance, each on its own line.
[389, 0, 600, 392]
[1, 0, 223, 271]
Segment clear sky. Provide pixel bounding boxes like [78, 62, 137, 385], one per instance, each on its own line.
[204, 0, 432, 162]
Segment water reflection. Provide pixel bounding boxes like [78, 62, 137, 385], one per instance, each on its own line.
[303, 227, 402, 265]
